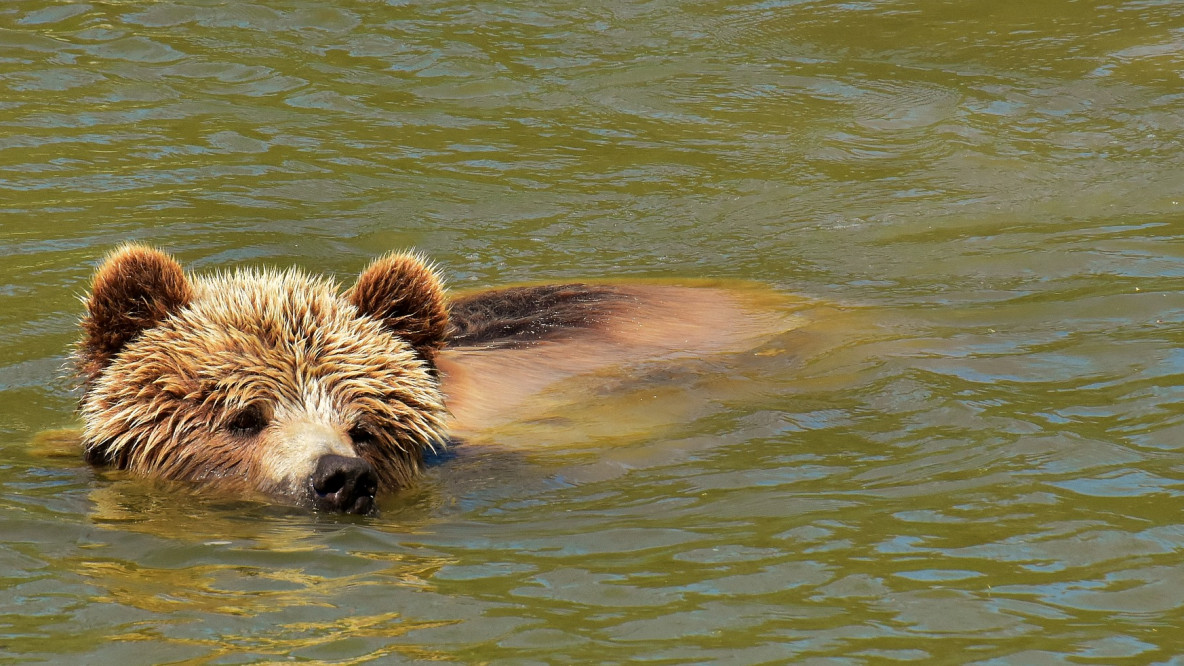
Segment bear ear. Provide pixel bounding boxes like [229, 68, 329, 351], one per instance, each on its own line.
[77, 244, 193, 383]
[346, 251, 450, 363]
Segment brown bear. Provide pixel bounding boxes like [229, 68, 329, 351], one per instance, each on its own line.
[74, 244, 792, 514]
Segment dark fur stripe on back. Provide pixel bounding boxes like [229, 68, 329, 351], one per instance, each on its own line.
[448, 284, 631, 348]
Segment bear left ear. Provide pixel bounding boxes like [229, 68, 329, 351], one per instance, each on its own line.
[77, 244, 194, 385]
[346, 251, 450, 363]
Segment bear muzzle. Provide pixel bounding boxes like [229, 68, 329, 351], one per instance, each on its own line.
[310, 454, 378, 515]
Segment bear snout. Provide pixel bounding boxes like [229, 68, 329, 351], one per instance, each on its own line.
[310, 454, 378, 515]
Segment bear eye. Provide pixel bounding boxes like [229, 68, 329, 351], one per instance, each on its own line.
[226, 405, 268, 436]
[348, 424, 377, 447]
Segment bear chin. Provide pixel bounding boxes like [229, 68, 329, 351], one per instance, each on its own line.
[73, 245, 790, 514]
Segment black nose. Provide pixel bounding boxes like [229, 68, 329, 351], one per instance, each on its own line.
[310, 454, 378, 514]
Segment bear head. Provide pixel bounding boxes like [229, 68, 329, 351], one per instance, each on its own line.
[74, 244, 451, 515]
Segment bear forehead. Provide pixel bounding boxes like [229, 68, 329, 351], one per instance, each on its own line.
[187, 269, 358, 335]
[185, 270, 394, 340]
[119, 269, 425, 386]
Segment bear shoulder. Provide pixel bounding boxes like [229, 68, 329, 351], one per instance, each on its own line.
[439, 281, 794, 438]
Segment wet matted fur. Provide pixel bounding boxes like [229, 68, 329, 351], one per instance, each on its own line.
[76, 245, 450, 509]
[73, 245, 642, 511]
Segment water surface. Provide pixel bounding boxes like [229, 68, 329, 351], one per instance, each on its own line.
[3, 0, 1184, 662]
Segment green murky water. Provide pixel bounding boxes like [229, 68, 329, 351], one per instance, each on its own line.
[3, 0, 1184, 662]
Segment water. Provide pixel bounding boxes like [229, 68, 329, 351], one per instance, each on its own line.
[3, 0, 1184, 662]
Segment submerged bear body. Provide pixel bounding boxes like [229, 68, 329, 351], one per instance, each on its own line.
[74, 245, 787, 514]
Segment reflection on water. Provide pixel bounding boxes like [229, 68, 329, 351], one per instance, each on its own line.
[3, 0, 1184, 661]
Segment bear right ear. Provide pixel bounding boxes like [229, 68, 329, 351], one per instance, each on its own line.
[346, 251, 450, 364]
[77, 244, 193, 384]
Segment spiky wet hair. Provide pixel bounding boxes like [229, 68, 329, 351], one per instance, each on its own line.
[74, 244, 451, 498]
